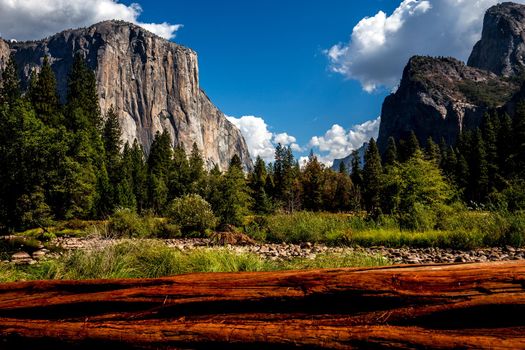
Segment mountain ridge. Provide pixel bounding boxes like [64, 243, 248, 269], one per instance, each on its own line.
[373, 2, 525, 153]
[0, 20, 252, 171]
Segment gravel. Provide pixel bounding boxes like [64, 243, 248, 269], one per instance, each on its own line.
[49, 237, 525, 265]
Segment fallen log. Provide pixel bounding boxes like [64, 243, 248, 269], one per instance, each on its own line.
[0, 261, 523, 349]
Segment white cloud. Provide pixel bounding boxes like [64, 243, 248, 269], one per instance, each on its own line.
[327, 0, 525, 92]
[273, 133, 303, 152]
[227, 115, 301, 162]
[227, 115, 275, 162]
[308, 117, 380, 166]
[0, 0, 182, 41]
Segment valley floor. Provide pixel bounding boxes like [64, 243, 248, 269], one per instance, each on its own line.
[18, 236, 525, 265]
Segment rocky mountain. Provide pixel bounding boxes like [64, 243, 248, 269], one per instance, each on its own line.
[0, 20, 251, 171]
[377, 56, 519, 151]
[331, 143, 367, 173]
[468, 2, 525, 77]
[377, 2, 525, 152]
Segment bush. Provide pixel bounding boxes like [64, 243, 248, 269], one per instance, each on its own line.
[398, 203, 438, 231]
[108, 208, 156, 238]
[155, 221, 182, 239]
[167, 195, 217, 234]
[246, 212, 371, 244]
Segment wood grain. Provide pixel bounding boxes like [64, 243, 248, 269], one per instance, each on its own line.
[0, 261, 524, 349]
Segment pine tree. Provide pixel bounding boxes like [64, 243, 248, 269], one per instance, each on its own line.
[102, 106, 123, 211]
[384, 136, 398, 166]
[363, 138, 383, 215]
[64, 54, 106, 217]
[425, 137, 441, 165]
[273, 144, 298, 211]
[147, 130, 173, 212]
[117, 143, 138, 210]
[481, 113, 499, 191]
[302, 151, 324, 211]
[350, 150, 363, 188]
[188, 142, 206, 194]
[498, 113, 513, 178]
[332, 171, 356, 212]
[439, 138, 448, 168]
[0, 55, 21, 107]
[169, 143, 190, 198]
[28, 56, 61, 126]
[249, 156, 272, 214]
[338, 161, 348, 174]
[103, 106, 122, 163]
[214, 155, 251, 227]
[66, 54, 101, 131]
[406, 131, 420, 159]
[129, 140, 148, 212]
[455, 151, 470, 196]
[442, 146, 458, 183]
[513, 102, 525, 178]
[469, 129, 489, 202]
[273, 144, 285, 200]
[283, 146, 301, 212]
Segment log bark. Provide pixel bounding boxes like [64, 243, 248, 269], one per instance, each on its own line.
[0, 261, 524, 349]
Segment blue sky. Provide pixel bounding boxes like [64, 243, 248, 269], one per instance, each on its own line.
[0, 0, 514, 164]
[119, 0, 395, 158]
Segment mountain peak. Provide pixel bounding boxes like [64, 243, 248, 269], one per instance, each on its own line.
[1, 21, 251, 171]
[468, 2, 525, 76]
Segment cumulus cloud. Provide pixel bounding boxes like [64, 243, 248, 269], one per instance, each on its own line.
[0, 0, 182, 41]
[227, 115, 301, 162]
[308, 117, 380, 166]
[273, 133, 303, 152]
[327, 0, 525, 92]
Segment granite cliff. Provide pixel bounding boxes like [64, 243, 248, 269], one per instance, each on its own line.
[0, 21, 251, 171]
[377, 56, 519, 151]
[376, 2, 525, 152]
[468, 2, 525, 77]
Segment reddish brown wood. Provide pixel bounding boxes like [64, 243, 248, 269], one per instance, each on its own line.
[0, 261, 524, 349]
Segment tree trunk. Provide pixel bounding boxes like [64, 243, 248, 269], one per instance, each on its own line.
[0, 261, 524, 349]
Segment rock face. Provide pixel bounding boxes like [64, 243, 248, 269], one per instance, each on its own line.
[376, 2, 525, 152]
[0, 39, 9, 67]
[377, 56, 519, 151]
[331, 143, 367, 173]
[0, 21, 251, 171]
[468, 2, 525, 77]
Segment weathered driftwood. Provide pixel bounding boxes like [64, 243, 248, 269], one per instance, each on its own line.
[0, 261, 524, 349]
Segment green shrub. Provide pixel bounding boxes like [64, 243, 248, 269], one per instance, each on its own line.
[398, 203, 437, 231]
[108, 208, 156, 238]
[167, 194, 217, 234]
[155, 221, 182, 239]
[505, 213, 525, 247]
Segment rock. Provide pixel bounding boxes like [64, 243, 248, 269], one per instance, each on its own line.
[377, 56, 519, 151]
[366, 2, 525, 154]
[468, 2, 525, 77]
[300, 242, 313, 249]
[209, 231, 256, 246]
[11, 252, 33, 265]
[31, 250, 47, 260]
[0, 20, 252, 171]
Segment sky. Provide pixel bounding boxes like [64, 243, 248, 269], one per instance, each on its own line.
[0, 0, 522, 165]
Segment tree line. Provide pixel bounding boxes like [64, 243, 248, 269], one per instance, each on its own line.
[1, 54, 525, 233]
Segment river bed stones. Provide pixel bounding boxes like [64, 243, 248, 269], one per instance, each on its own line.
[10, 251, 35, 265]
[49, 237, 525, 265]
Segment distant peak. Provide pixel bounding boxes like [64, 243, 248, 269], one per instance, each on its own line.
[468, 1, 525, 76]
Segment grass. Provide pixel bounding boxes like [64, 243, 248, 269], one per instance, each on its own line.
[0, 241, 390, 282]
[243, 210, 525, 249]
[5, 209, 525, 254]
